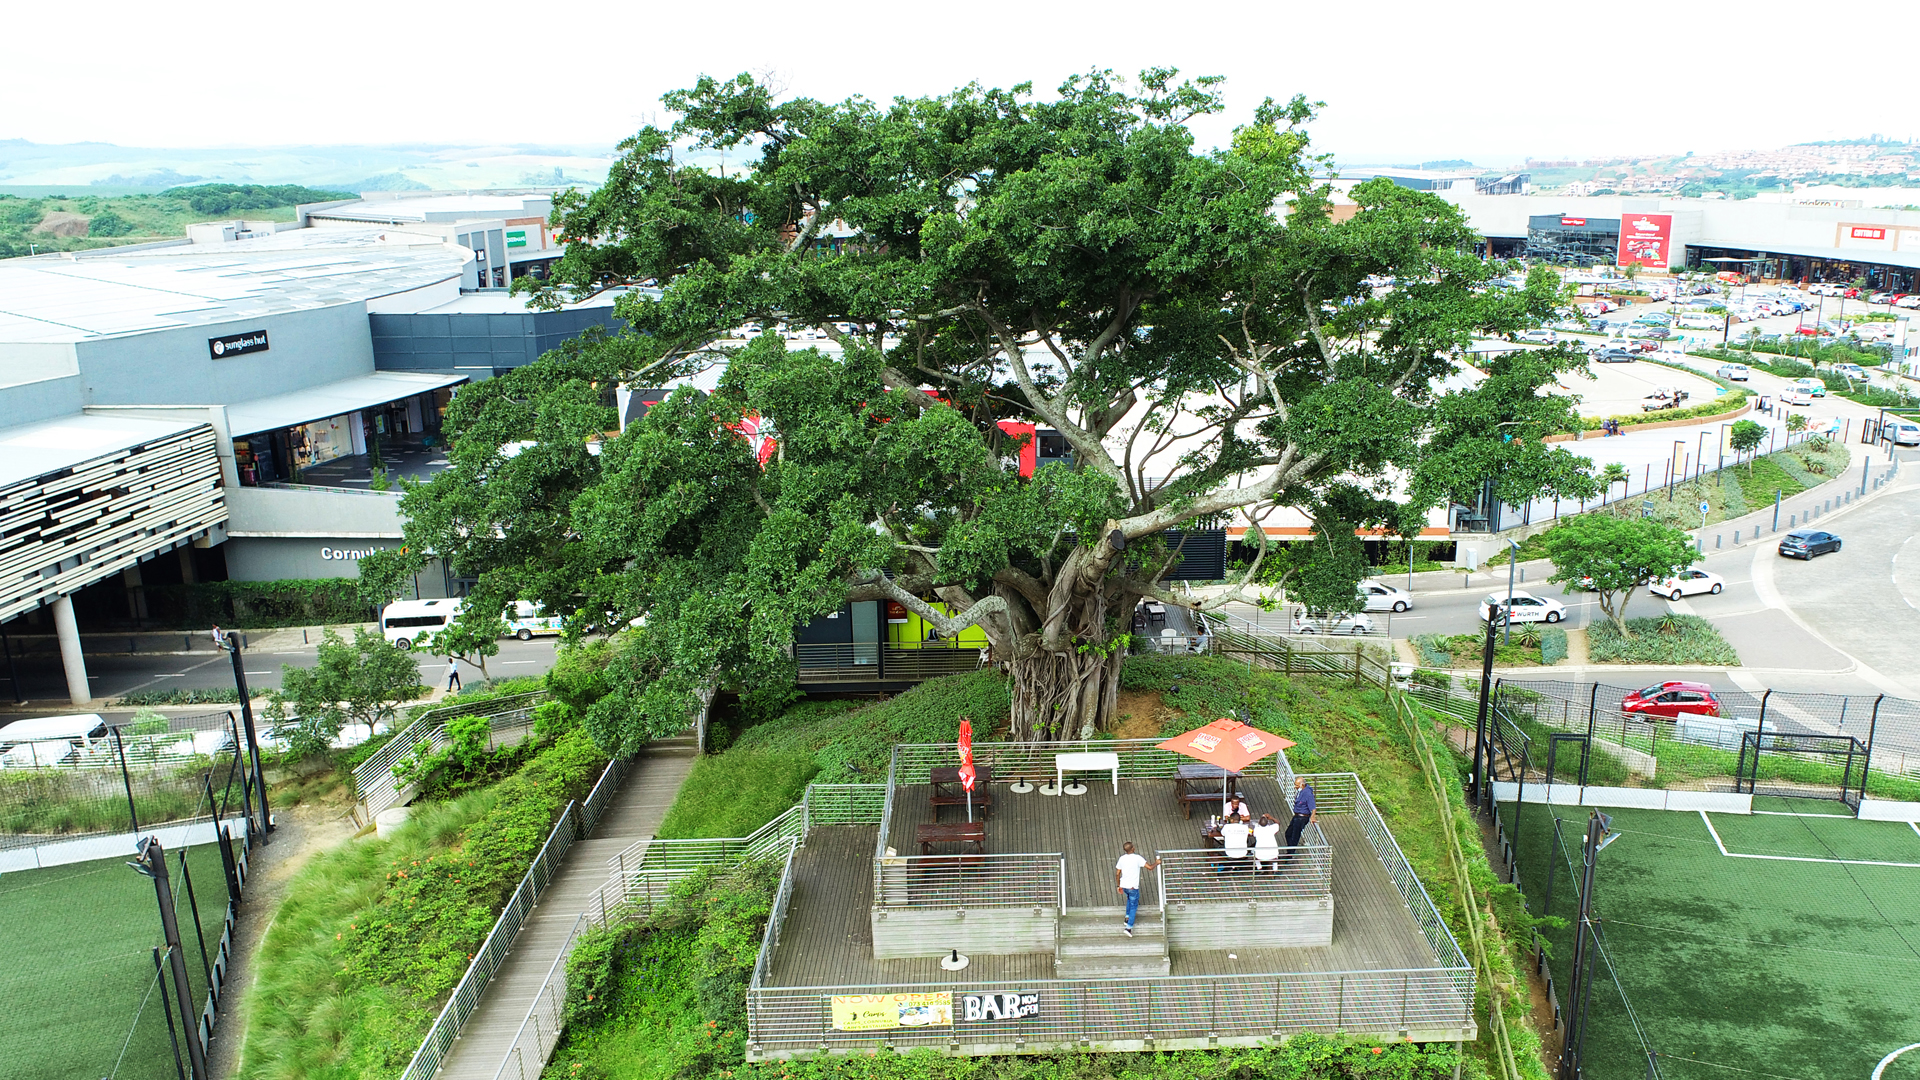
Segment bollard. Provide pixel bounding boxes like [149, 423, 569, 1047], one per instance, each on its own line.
[1716, 534, 1722, 549]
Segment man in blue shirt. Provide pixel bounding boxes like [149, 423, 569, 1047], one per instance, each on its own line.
[1285, 776, 1316, 858]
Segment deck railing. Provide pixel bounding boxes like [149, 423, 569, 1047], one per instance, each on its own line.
[747, 841, 803, 999]
[886, 739, 1292, 789]
[793, 641, 986, 684]
[1156, 834, 1331, 904]
[354, 690, 549, 816]
[1353, 777, 1472, 972]
[488, 913, 588, 1080]
[872, 852, 1061, 909]
[746, 966, 1476, 1055]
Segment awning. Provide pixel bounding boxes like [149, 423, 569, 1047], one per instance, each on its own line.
[0, 415, 208, 489]
[225, 371, 467, 438]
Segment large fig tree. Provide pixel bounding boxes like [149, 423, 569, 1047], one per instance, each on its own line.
[385, 70, 1598, 750]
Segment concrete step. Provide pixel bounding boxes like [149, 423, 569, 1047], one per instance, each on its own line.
[1058, 913, 1162, 941]
[1055, 954, 1172, 978]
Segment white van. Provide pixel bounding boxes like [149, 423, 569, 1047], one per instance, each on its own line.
[1677, 312, 1726, 331]
[380, 598, 464, 650]
[505, 601, 564, 640]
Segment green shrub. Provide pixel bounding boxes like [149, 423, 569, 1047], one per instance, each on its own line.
[1410, 634, 1453, 668]
[655, 749, 820, 839]
[1539, 626, 1568, 664]
[142, 578, 372, 629]
[1409, 668, 1453, 690]
[1587, 614, 1739, 665]
[116, 687, 242, 706]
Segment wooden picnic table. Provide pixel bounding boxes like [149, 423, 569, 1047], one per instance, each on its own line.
[1175, 762, 1242, 819]
[915, 820, 987, 855]
[929, 765, 994, 819]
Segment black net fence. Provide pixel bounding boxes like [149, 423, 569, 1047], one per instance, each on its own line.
[1492, 678, 1915, 803]
[0, 711, 262, 1079]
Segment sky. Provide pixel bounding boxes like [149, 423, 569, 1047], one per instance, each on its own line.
[1, 0, 1902, 166]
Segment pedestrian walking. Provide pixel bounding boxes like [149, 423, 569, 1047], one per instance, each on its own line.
[444, 655, 462, 693]
[210, 624, 227, 650]
[1113, 841, 1161, 937]
[1285, 776, 1317, 858]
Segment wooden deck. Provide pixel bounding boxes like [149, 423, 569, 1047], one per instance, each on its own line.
[769, 778, 1443, 986]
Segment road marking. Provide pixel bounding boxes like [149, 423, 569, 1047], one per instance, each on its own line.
[1873, 1043, 1920, 1080]
[245, 671, 270, 675]
[499, 661, 540, 665]
[153, 673, 185, 678]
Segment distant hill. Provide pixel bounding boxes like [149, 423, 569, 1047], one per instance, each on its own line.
[0, 137, 616, 193]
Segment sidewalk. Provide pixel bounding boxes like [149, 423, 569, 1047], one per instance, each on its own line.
[427, 737, 697, 1080]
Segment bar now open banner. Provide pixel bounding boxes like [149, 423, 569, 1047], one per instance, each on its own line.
[1617, 213, 1673, 268]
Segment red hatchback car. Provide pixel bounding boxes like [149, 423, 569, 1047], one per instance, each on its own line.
[1621, 681, 1723, 719]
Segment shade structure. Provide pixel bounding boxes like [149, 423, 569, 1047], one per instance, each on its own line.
[1156, 718, 1294, 774]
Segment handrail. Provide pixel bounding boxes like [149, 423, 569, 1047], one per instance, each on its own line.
[1157, 843, 1332, 903]
[354, 690, 550, 816]
[488, 912, 588, 1080]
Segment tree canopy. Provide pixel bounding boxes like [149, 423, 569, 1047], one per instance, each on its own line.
[381, 70, 1599, 751]
[1539, 515, 1697, 635]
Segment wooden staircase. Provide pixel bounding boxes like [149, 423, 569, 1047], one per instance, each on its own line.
[1055, 907, 1169, 977]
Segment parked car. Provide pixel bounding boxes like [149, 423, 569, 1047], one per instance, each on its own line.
[1518, 328, 1558, 345]
[1642, 388, 1690, 411]
[1592, 347, 1639, 363]
[1621, 681, 1724, 719]
[1831, 362, 1868, 378]
[1715, 363, 1750, 381]
[1478, 591, 1567, 624]
[1649, 569, 1724, 600]
[1292, 609, 1377, 635]
[1358, 579, 1413, 613]
[1790, 377, 1827, 398]
[1870, 292, 1895, 305]
[1778, 387, 1813, 407]
[1626, 325, 1671, 340]
[1898, 295, 1920, 309]
[1882, 420, 1920, 447]
[1778, 529, 1841, 559]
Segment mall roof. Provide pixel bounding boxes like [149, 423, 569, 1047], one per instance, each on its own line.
[309, 193, 552, 223]
[0, 238, 469, 345]
[225, 370, 468, 438]
[0, 414, 208, 489]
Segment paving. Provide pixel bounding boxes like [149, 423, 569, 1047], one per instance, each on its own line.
[429, 738, 696, 1080]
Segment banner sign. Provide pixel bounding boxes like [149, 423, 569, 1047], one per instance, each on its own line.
[1560, 217, 1587, 227]
[962, 991, 1040, 1021]
[830, 993, 952, 1031]
[1850, 226, 1887, 241]
[1617, 213, 1673, 268]
[209, 329, 269, 359]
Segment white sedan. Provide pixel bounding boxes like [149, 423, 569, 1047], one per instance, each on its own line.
[1479, 591, 1567, 624]
[1293, 610, 1377, 635]
[1359, 579, 1413, 613]
[1649, 569, 1724, 601]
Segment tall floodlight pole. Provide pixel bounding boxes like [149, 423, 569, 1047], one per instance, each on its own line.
[129, 837, 207, 1080]
[1557, 811, 1617, 1080]
[1473, 602, 1501, 813]
[224, 636, 271, 841]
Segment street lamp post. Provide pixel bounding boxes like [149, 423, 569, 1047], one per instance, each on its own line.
[1503, 538, 1521, 646]
[221, 635, 271, 842]
[129, 836, 207, 1080]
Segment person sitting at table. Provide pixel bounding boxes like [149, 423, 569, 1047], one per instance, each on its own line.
[1219, 817, 1252, 872]
[1252, 813, 1283, 872]
[1223, 792, 1251, 822]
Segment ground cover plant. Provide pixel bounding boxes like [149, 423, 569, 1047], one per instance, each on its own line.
[0, 843, 233, 1080]
[575, 662, 1547, 1078]
[234, 726, 608, 1079]
[1496, 801, 1920, 1080]
[1584, 614, 1739, 666]
[1410, 629, 1564, 668]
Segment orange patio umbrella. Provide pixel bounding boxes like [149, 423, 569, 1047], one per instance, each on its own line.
[1156, 719, 1294, 818]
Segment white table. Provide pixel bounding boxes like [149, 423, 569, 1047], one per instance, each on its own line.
[1054, 751, 1121, 795]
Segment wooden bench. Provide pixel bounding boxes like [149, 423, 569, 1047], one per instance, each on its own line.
[915, 820, 987, 855]
[1175, 763, 1243, 820]
[929, 765, 993, 819]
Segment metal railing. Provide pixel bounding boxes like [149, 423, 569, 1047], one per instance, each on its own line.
[1352, 776, 1472, 972]
[885, 738, 1291, 788]
[1294, 771, 1359, 815]
[398, 795, 581, 1080]
[1205, 612, 1394, 687]
[489, 912, 588, 1080]
[872, 852, 1061, 909]
[579, 755, 630, 835]
[793, 641, 987, 684]
[353, 690, 550, 816]
[1157, 836, 1332, 904]
[746, 842, 804, 1005]
[746, 967, 1477, 1055]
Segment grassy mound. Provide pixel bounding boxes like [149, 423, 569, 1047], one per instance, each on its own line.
[234, 728, 608, 1079]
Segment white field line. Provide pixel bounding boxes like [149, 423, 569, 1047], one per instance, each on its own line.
[1873, 1043, 1920, 1080]
[1698, 810, 1920, 869]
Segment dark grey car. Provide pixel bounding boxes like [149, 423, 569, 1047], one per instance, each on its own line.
[1778, 529, 1841, 559]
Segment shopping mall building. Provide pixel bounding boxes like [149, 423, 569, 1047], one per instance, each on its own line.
[0, 203, 623, 703]
[1440, 192, 1920, 290]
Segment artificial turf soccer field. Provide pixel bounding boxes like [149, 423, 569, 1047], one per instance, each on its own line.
[0, 843, 233, 1080]
[1501, 796, 1920, 1080]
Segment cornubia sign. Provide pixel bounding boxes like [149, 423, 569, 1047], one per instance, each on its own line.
[210, 330, 270, 359]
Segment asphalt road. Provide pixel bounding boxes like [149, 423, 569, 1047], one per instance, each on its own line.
[0, 635, 562, 719]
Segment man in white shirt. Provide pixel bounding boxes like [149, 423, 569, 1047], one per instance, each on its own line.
[1114, 842, 1161, 937]
[1221, 818, 1252, 871]
[1252, 813, 1283, 871]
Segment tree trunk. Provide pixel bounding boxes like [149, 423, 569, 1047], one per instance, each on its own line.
[1009, 647, 1118, 741]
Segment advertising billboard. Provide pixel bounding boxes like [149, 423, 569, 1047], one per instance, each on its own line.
[1617, 213, 1673, 268]
[830, 993, 952, 1031]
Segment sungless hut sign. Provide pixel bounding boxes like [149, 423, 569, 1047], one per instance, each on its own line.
[830, 993, 953, 1031]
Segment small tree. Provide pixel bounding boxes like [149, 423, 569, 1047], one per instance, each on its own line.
[1541, 515, 1698, 637]
[269, 628, 427, 756]
[1728, 419, 1766, 472]
[1598, 462, 1630, 499]
[430, 610, 509, 684]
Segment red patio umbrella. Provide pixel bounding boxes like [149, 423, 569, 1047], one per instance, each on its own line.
[1156, 718, 1294, 819]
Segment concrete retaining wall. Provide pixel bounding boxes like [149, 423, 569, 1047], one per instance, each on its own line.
[1165, 898, 1332, 951]
[870, 907, 1058, 959]
[1493, 782, 1751, 814]
[1858, 799, 1920, 823]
